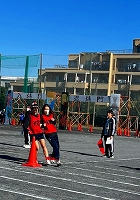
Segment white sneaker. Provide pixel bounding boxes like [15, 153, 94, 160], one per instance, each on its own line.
[46, 159, 51, 165]
[56, 159, 61, 166]
[111, 156, 114, 158]
[23, 144, 31, 148]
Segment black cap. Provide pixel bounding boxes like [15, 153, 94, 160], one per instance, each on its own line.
[107, 109, 113, 115]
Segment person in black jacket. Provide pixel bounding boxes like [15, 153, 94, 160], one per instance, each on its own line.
[101, 110, 115, 158]
[22, 106, 31, 148]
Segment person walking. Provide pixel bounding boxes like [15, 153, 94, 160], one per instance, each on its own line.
[22, 106, 31, 148]
[41, 104, 61, 166]
[24, 102, 50, 165]
[101, 110, 115, 158]
[18, 112, 25, 126]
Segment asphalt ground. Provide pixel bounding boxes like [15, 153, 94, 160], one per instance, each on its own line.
[0, 124, 140, 200]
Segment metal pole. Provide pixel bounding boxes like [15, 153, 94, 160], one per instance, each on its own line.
[64, 72, 67, 92]
[87, 59, 92, 125]
[38, 53, 42, 109]
[0, 54, 1, 95]
[23, 56, 29, 93]
[92, 79, 98, 126]
[127, 75, 132, 131]
[39, 53, 42, 93]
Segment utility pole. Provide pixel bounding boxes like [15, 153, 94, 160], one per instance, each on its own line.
[92, 79, 98, 126]
[127, 74, 132, 131]
[87, 59, 92, 125]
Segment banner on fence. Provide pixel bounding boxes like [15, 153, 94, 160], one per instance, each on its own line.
[69, 95, 110, 103]
[13, 92, 46, 100]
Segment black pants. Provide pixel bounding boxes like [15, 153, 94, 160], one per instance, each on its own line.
[23, 127, 30, 145]
[104, 136, 112, 157]
[45, 132, 60, 159]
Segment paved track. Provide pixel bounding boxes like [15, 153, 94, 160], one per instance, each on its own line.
[0, 124, 140, 200]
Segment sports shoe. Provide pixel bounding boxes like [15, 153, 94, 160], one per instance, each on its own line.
[103, 154, 110, 158]
[50, 157, 56, 164]
[110, 155, 114, 158]
[49, 157, 61, 166]
[23, 144, 31, 148]
[55, 159, 61, 166]
[46, 157, 51, 165]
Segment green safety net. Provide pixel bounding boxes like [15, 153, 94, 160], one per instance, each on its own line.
[0, 54, 40, 93]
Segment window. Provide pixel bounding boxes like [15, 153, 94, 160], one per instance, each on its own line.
[85, 61, 90, 70]
[136, 46, 140, 53]
[69, 60, 77, 68]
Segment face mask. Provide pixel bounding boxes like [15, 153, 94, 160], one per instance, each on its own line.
[27, 108, 30, 111]
[44, 110, 49, 115]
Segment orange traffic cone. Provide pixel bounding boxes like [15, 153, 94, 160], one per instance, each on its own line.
[67, 121, 72, 131]
[11, 119, 16, 126]
[78, 123, 83, 131]
[120, 127, 122, 136]
[22, 136, 42, 167]
[134, 129, 138, 137]
[89, 125, 93, 132]
[127, 129, 131, 137]
[117, 127, 120, 135]
[124, 128, 127, 136]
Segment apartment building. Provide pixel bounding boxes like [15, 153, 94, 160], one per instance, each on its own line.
[0, 76, 38, 93]
[40, 39, 140, 99]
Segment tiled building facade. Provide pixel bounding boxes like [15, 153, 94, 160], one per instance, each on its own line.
[40, 39, 140, 99]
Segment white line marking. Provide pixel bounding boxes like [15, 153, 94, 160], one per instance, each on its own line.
[65, 166, 140, 180]
[0, 166, 140, 196]
[0, 187, 52, 200]
[64, 157, 140, 165]
[94, 165, 140, 174]
[118, 157, 140, 161]
[0, 176, 115, 200]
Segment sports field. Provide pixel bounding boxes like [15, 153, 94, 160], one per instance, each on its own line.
[0, 124, 139, 200]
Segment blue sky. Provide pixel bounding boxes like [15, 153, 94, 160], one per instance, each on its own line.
[0, 0, 140, 71]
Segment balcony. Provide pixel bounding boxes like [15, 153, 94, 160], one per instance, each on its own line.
[117, 62, 140, 72]
[84, 61, 110, 71]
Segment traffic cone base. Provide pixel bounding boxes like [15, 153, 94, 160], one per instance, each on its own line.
[22, 136, 42, 168]
[22, 162, 42, 167]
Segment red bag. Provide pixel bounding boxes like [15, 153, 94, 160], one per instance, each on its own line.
[97, 138, 105, 155]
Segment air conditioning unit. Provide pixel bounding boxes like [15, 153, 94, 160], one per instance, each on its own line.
[79, 64, 83, 69]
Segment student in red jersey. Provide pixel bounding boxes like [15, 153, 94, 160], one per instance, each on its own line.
[24, 102, 50, 165]
[41, 104, 61, 166]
